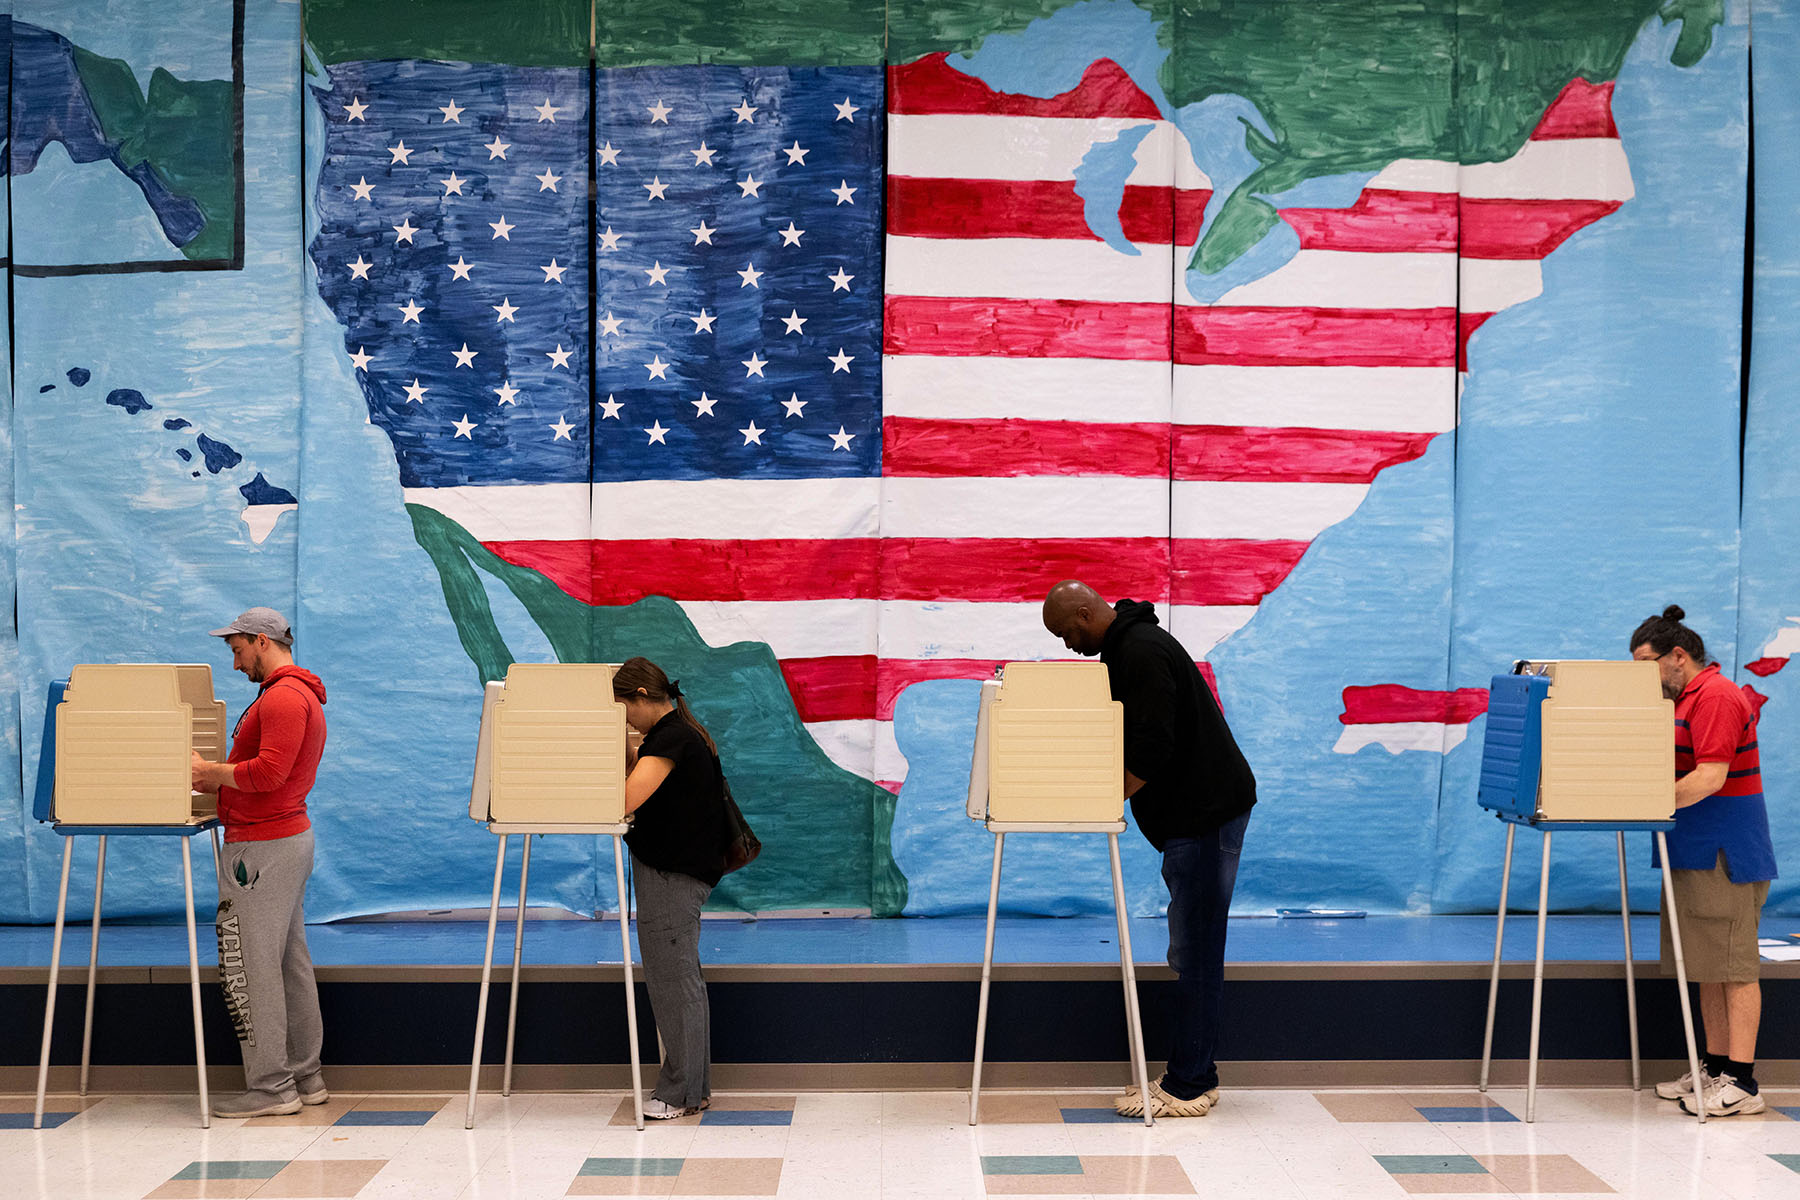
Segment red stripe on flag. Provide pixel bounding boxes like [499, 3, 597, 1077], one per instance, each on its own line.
[1460, 197, 1622, 259]
[881, 538, 1170, 601]
[781, 655, 878, 723]
[1745, 657, 1790, 678]
[488, 537, 1300, 608]
[485, 537, 1176, 604]
[1173, 425, 1438, 483]
[1281, 190, 1457, 253]
[1531, 78, 1618, 140]
[882, 417, 1170, 478]
[1175, 305, 1457, 368]
[485, 538, 880, 605]
[884, 295, 1172, 359]
[888, 52, 1161, 119]
[1340, 685, 1490, 725]
[782, 657, 1224, 722]
[887, 177, 1209, 244]
[1170, 539, 1312, 607]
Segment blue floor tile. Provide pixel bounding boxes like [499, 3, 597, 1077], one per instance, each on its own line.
[1060, 1107, 1132, 1123]
[699, 1109, 792, 1126]
[0, 1112, 76, 1129]
[1416, 1105, 1518, 1123]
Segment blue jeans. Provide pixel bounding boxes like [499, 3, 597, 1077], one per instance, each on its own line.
[1159, 810, 1250, 1098]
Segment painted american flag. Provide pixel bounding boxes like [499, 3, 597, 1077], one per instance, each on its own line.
[309, 53, 1633, 787]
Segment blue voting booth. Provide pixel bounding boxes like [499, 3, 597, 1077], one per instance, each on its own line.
[1472, 660, 1702, 1122]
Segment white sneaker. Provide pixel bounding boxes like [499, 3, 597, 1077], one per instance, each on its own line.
[1654, 1066, 1713, 1100]
[642, 1097, 700, 1120]
[1680, 1075, 1767, 1117]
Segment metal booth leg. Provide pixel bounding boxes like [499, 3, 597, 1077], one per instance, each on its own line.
[466, 833, 509, 1129]
[502, 835, 534, 1097]
[80, 836, 108, 1097]
[614, 836, 643, 1131]
[1109, 831, 1152, 1128]
[1479, 822, 1516, 1092]
[969, 831, 1006, 1126]
[34, 838, 76, 1129]
[1657, 831, 1706, 1124]
[181, 837, 211, 1128]
[1525, 830, 1551, 1123]
[1617, 831, 1641, 1091]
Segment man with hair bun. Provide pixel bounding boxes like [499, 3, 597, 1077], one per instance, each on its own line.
[1630, 605, 1776, 1116]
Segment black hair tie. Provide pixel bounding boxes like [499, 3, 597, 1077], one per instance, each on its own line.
[667, 679, 682, 699]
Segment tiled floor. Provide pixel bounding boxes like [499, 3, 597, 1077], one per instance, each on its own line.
[4, 1086, 1800, 1198]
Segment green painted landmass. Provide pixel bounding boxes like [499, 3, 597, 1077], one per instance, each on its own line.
[886, 0, 1109, 63]
[305, 0, 881, 67]
[71, 50, 236, 262]
[592, 0, 883, 68]
[1166, 0, 1724, 273]
[408, 504, 909, 916]
[304, 0, 589, 66]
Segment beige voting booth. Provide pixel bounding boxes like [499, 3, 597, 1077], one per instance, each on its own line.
[35, 664, 228, 1129]
[1526, 660, 1675, 822]
[465, 663, 644, 1129]
[51, 663, 227, 825]
[965, 662, 1150, 1126]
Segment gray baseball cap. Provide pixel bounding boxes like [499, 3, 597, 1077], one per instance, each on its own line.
[209, 607, 294, 646]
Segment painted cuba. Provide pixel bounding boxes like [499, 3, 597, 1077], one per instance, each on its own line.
[302, 0, 1726, 916]
[4, 13, 240, 263]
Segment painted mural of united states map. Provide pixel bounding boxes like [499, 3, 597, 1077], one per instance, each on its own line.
[302, 0, 1730, 914]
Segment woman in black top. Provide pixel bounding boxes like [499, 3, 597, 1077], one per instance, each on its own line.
[615, 657, 726, 1120]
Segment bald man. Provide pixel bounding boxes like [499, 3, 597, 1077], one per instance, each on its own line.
[1043, 581, 1257, 1118]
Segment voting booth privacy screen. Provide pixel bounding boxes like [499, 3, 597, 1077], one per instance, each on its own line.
[0, 0, 1796, 922]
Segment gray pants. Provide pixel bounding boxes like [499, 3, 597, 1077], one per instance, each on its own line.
[632, 854, 712, 1107]
[215, 829, 324, 1101]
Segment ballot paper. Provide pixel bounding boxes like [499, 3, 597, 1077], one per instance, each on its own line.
[1757, 938, 1800, 962]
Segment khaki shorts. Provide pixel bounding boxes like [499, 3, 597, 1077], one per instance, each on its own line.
[1660, 852, 1769, 983]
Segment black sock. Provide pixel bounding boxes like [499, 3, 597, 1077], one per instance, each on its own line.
[1724, 1058, 1758, 1093]
[1702, 1051, 1729, 1076]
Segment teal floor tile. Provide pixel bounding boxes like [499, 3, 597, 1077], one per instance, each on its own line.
[171, 1161, 289, 1181]
[1375, 1155, 1488, 1176]
[578, 1158, 685, 1177]
[981, 1155, 1084, 1176]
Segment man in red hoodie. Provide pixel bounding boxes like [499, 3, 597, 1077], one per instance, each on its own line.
[190, 607, 329, 1119]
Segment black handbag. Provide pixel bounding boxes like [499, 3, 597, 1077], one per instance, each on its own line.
[717, 761, 761, 875]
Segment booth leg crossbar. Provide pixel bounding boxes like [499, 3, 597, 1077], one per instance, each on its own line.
[1479, 823, 1705, 1124]
[35, 831, 218, 1130]
[970, 827, 1152, 1128]
[466, 830, 643, 1131]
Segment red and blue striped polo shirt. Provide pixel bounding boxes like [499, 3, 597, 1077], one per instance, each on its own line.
[1665, 663, 1777, 882]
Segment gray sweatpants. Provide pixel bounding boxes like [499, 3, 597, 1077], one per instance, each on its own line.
[215, 829, 324, 1101]
[632, 854, 713, 1107]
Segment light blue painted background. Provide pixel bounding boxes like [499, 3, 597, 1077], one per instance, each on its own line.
[2, 0, 1790, 923]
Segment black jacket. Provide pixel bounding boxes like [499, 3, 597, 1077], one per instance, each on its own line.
[1099, 599, 1256, 849]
